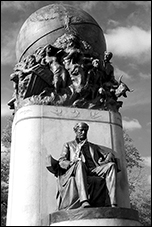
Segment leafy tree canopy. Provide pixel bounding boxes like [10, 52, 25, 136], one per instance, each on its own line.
[123, 131, 151, 226]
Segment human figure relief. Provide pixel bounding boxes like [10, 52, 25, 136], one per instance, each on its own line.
[47, 122, 120, 210]
[44, 45, 68, 93]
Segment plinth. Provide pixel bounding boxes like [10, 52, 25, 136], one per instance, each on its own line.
[7, 105, 135, 226]
[50, 207, 142, 226]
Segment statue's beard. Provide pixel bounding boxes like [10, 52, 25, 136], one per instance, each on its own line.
[76, 135, 87, 142]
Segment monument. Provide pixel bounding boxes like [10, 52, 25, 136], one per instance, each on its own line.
[6, 3, 141, 226]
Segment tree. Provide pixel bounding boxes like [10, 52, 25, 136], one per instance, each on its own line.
[129, 166, 151, 226]
[1, 116, 13, 148]
[124, 131, 143, 169]
[124, 131, 151, 226]
[1, 149, 10, 226]
[1, 116, 13, 226]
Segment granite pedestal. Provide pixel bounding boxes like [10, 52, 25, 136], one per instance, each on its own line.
[7, 105, 136, 226]
[50, 207, 142, 226]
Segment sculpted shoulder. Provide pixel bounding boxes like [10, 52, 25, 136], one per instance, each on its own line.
[88, 142, 114, 155]
[64, 140, 77, 147]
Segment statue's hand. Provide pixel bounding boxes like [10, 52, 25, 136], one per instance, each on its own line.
[59, 160, 70, 169]
[105, 152, 115, 162]
[98, 153, 115, 165]
[70, 157, 81, 165]
[98, 157, 104, 165]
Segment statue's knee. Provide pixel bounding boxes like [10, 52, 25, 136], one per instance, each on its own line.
[108, 162, 117, 170]
[76, 160, 86, 170]
[108, 162, 115, 166]
[77, 160, 84, 167]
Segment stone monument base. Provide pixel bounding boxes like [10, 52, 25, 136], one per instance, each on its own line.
[6, 105, 132, 225]
[49, 207, 142, 226]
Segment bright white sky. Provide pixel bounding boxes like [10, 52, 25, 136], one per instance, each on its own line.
[1, 1, 151, 175]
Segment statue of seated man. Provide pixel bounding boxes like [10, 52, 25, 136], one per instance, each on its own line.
[47, 122, 120, 210]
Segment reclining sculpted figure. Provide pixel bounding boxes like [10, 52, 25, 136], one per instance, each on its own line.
[47, 122, 120, 210]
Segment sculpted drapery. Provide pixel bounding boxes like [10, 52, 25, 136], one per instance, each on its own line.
[47, 122, 120, 210]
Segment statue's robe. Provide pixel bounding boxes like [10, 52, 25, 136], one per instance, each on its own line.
[47, 140, 120, 210]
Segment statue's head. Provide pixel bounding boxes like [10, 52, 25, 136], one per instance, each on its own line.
[73, 122, 89, 141]
[25, 54, 36, 68]
[92, 59, 100, 68]
[104, 51, 113, 61]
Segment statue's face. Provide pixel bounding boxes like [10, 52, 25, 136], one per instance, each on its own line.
[104, 52, 112, 61]
[75, 125, 88, 141]
[27, 55, 36, 67]
[92, 59, 99, 68]
[104, 53, 109, 61]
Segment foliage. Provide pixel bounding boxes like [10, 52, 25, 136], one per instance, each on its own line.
[1, 150, 10, 226]
[1, 115, 13, 226]
[129, 166, 151, 226]
[124, 131, 143, 169]
[123, 131, 151, 226]
[1, 115, 13, 148]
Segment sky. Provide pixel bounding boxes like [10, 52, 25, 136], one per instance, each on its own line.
[1, 1, 151, 182]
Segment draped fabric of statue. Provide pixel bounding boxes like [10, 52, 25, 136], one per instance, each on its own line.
[47, 139, 120, 210]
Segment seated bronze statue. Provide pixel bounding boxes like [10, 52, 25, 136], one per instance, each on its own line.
[46, 122, 120, 210]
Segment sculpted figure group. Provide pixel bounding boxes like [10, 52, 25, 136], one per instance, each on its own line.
[8, 34, 132, 112]
[47, 122, 120, 210]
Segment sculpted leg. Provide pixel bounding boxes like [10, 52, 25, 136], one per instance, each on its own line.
[105, 162, 117, 206]
[90, 162, 117, 206]
[74, 160, 89, 203]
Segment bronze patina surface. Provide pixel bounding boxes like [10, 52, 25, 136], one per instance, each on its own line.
[8, 3, 132, 113]
[16, 4, 106, 62]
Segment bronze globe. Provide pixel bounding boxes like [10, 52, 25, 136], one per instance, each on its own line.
[16, 3, 106, 62]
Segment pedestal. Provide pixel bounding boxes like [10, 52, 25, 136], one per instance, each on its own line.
[7, 105, 131, 226]
[49, 207, 142, 226]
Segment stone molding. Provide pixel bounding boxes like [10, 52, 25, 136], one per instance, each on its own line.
[13, 105, 122, 128]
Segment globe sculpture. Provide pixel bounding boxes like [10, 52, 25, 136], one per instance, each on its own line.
[8, 3, 132, 112]
[16, 4, 106, 62]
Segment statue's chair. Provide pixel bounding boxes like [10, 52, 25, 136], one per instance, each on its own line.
[46, 156, 120, 210]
